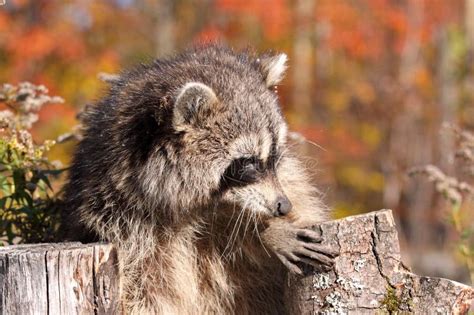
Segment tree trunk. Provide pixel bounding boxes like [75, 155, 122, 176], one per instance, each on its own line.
[384, 0, 435, 257]
[292, 0, 315, 126]
[142, 0, 176, 57]
[285, 210, 474, 314]
[466, 0, 474, 54]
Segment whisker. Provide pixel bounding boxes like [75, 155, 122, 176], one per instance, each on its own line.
[242, 211, 252, 241]
[240, 195, 255, 241]
[274, 142, 299, 167]
[222, 203, 244, 258]
[225, 195, 253, 260]
[252, 213, 271, 257]
[302, 138, 327, 152]
[225, 199, 238, 230]
[228, 203, 246, 257]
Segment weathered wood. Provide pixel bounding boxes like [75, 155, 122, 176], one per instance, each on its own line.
[93, 244, 122, 314]
[285, 210, 474, 314]
[0, 243, 120, 315]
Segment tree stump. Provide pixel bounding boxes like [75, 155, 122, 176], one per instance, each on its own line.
[285, 209, 474, 314]
[0, 210, 472, 314]
[0, 243, 121, 315]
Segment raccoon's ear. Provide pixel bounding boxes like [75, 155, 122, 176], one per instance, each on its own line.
[258, 53, 288, 87]
[173, 82, 218, 127]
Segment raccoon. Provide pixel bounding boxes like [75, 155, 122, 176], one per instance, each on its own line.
[62, 45, 337, 314]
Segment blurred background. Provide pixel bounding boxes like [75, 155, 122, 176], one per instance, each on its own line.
[1, 0, 473, 283]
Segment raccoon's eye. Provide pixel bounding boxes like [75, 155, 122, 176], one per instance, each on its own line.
[224, 157, 263, 185]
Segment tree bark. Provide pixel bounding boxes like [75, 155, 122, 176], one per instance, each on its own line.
[285, 210, 474, 314]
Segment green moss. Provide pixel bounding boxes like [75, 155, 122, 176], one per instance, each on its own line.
[381, 286, 400, 313]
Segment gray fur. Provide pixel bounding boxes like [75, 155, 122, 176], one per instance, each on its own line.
[62, 45, 333, 314]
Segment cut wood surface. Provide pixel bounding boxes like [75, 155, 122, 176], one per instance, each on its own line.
[0, 242, 121, 315]
[285, 209, 474, 314]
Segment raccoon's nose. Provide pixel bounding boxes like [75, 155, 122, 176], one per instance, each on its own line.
[274, 196, 292, 216]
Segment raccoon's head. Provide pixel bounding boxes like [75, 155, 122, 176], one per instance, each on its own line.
[163, 50, 292, 218]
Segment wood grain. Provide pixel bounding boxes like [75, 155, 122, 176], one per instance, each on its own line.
[0, 243, 121, 315]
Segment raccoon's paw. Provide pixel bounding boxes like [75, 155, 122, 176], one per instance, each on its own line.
[276, 228, 338, 275]
[261, 221, 338, 275]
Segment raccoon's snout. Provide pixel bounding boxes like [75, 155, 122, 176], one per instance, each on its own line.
[273, 195, 292, 217]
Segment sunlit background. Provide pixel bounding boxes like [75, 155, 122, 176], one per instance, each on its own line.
[1, 0, 473, 283]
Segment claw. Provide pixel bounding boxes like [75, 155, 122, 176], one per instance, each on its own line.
[296, 247, 334, 266]
[302, 243, 339, 258]
[299, 257, 333, 272]
[296, 229, 323, 242]
[285, 251, 301, 262]
[277, 253, 303, 275]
